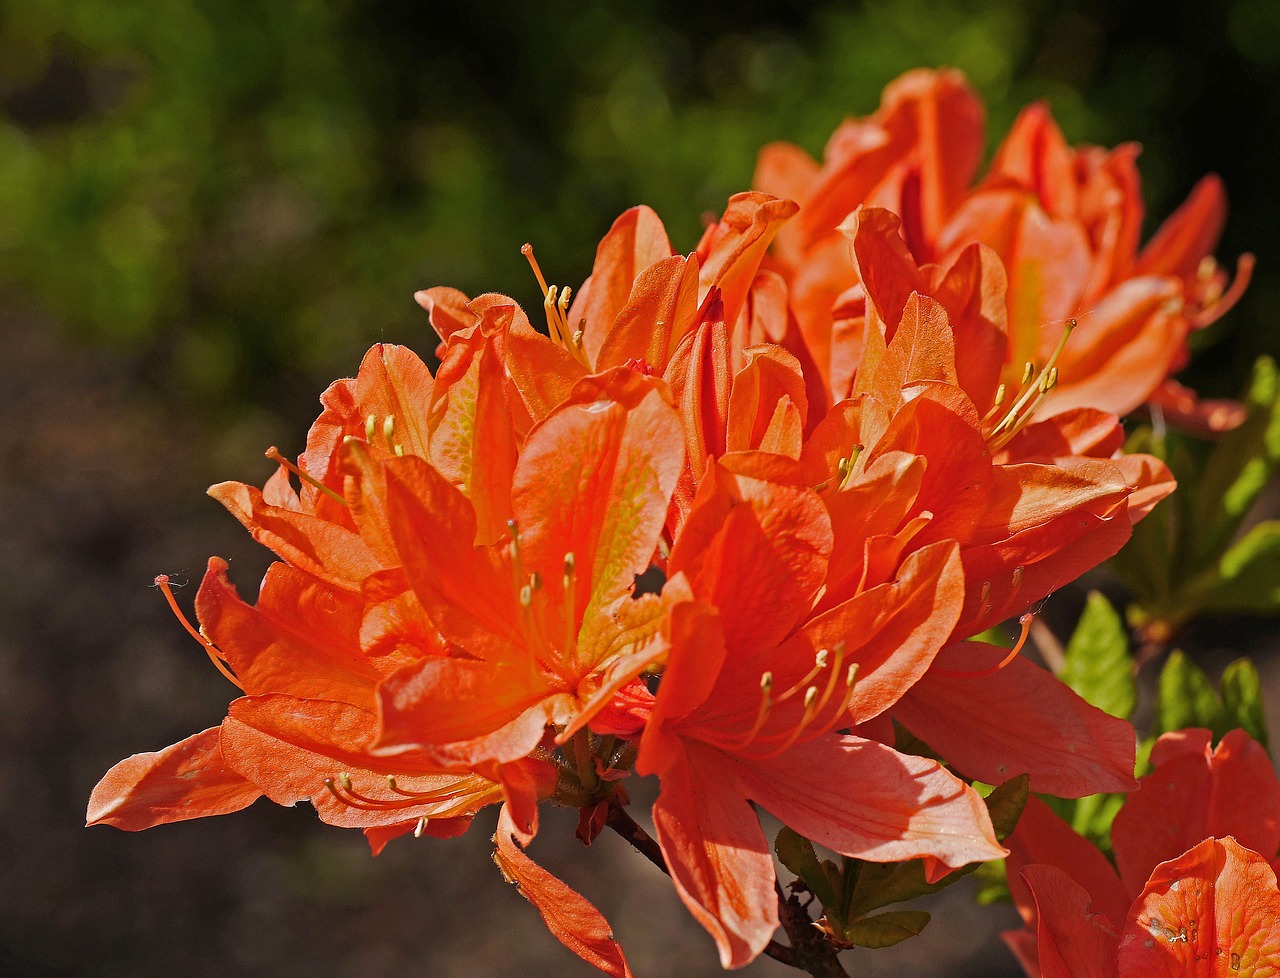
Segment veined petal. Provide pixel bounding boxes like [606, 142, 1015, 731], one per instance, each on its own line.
[894, 644, 1137, 797]
[652, 743, 779, 969]
[87, 727, 261, 830]
[1117, 838, 1280, 977]
[1111, 728, 1280, 897]
[493, 805, 635, 978]
[1020, 864, 1119, 978]
[732, 733, 1005, 876]
[515, 369, 683, 644]
[221, 695, 503, 829]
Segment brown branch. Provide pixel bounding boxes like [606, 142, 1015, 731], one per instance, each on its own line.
[605, 802, 849, 977]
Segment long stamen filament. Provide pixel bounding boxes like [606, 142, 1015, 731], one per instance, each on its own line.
[930, 613, 1035, 679]
[154, 575, 244, 691]
[264, 447, 347, 507]
[990, 319, 1076, 442]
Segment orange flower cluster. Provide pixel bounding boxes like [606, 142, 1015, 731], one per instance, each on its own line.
[1004, 728, 1280, 977]
[89, 69, 1268, 975]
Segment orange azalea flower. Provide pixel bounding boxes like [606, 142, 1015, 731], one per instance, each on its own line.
[755, 68, 1252, 427]
[790, 285, 1153, 796]
[636, 456, 1004, 968]
[419, 193, 812, 532]
[87, 561, 516, 851]
[1003, 728, 1280, 977]
[367, 369, 684, 802]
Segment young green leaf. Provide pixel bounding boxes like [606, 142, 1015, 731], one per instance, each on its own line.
[1062, 591, 1136, 720]
[1221, 658, 1270, 749]
[840, 910, 931, 949]
[1156, 650, 1224, 735]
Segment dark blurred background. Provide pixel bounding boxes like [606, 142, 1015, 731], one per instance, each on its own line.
[3, 1, 1278, 975]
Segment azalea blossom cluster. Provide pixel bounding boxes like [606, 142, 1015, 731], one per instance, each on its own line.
[88, 69, 1272, 976]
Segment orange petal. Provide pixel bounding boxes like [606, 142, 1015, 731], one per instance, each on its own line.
[87, 727, 261, 830]
[493, 804, 635, 978]
[651, 744, 779, 969]
[797, 540, 963, 723]
[1117, 837, 1280, 977]
[698, 192, 800, 329]
[1005, 796, 1131, 932]
[669, 459, 832, 653]
[373, 656, 551, 767]
[1136, 174, 1227, 281]
[895, 644, 1137, 797]
[1112, 728, 1280, 897]
[514, 369, 683, 640]
[195, 558, 384, 706]
[595, 254, 699, 373]
[208, 480, 379, 589]
[569, 205, 674, 364]
[733, 733, 1005, 875]
[221, 694, 503, 828]
[1020, 864, 1120, 978]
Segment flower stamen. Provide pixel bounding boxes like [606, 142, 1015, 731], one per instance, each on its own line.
[264, 446, 348, 506]
[154, 574, 244, 691]
[930, 613, 1035, 679]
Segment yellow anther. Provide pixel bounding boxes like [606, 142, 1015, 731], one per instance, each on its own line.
[803, 686, 819, 708]
[366, 414, 377, 442]
[383, 415, 396, 447]
[414, 817, 427, 838]
[815, 648, 829, 669]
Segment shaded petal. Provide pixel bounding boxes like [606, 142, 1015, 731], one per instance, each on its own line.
[652, 744, 779, 969]
[894, 644, 1137, 797]
[221, 695, 503, 828]
[208, 481, 379, 589]
[1117, 837, 1280, 977]
[1005, 796, 1130, 930]
[1021, 864, 1119, 978]
[1111, 728, 1280, 896]
[733, 734, 1005, 876]
[372, 656, 552, 766]
[493, 805, 635, 978]
[670, 459, 832, 653]
[196, 558, 384, 707]
[87, 727, 261, 830]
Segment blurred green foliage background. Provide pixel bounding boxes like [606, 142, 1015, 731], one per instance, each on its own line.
[4, 2, 1279, 977]
[4, 0, 1277, 418]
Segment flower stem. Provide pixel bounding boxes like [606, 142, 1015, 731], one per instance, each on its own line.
[604, 803, 850, 977]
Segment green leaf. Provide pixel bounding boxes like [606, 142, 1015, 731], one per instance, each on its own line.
[1188, 356, 1280, 570]
[1156, 650, 1224, 735]
[1061, 592, 1136, 720]
[774, 827, 839, 911]
[1068, 791, 1126, 850]
[1190, 521, 1280, 615]
[983, 774, 1030, 842]
[840, 910, 931, 949]
[1221, 658, 1270, 749]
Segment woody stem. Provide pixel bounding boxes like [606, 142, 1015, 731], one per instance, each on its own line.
[604, 803, 849, 977]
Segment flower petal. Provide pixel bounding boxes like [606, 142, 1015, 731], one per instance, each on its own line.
[493, 805, 635, 978]
[651, 743, 779, 969]
[87, 727, 262, 830]
[895, 643, 1137, 797]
